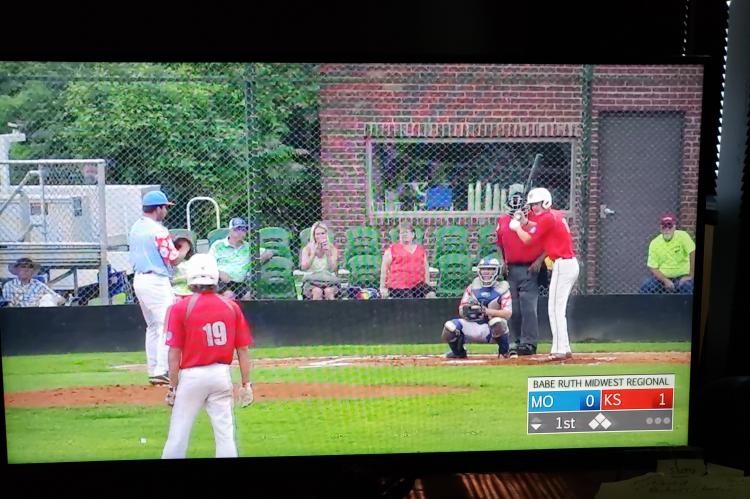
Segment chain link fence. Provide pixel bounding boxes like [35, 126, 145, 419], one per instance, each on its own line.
[0, 62, 701, 305]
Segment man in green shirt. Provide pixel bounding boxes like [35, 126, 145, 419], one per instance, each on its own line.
[208, 217, 274, 300]
[640, 213, 695, 294]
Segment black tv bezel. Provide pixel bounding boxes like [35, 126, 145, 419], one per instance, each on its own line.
[1, 57, 717, 479]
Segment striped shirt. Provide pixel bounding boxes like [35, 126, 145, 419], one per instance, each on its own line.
[2, 278, 62, 307]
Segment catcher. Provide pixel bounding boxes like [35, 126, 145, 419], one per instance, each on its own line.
[441, 257, 513, 359]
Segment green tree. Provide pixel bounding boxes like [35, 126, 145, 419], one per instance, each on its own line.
[0, 62, 323, 240]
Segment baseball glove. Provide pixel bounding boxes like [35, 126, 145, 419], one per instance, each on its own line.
[461, 297, 486, 322]
[165, 385, 176, 407]
[238, 382, 254, 408]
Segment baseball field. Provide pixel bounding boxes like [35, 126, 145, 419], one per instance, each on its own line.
[3, 342, 691, 463]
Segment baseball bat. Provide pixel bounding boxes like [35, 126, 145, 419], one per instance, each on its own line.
[524, 153, 543, 194]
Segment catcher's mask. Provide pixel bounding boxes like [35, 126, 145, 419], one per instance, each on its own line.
[506, 192, 528, 213]
[477, 257, 501, 286]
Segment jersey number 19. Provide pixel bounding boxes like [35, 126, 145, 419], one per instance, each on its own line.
[202, 321, 227, 346]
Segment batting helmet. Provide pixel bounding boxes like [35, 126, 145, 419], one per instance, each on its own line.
[477, 256, 501, 287]
[527, 187, 552, 209]
[186, 254, 219, 286]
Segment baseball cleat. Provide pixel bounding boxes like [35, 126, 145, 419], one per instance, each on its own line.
[149, 374, 170, 385]
[445, 350, 468, 359]
[545, 352, 573, 361]
[517, 344, 537, 356]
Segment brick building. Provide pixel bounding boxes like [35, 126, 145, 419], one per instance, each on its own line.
[318, 64, 703, 294]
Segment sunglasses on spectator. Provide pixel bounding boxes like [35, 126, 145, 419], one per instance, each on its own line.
[232, 226, 249, 232]
[17, 263, 34, 269]
[661, 223, 675, 229]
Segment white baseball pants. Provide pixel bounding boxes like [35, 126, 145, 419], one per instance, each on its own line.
[548, 257, 579, 355]
[133, 273, 174, 376]
[162, 363, 238, 459]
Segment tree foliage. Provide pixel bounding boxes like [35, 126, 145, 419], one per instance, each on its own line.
[0, 63, 321, 239]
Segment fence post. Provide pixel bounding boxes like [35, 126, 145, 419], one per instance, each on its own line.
[578, 64, 594, 295]
[96, 159, 109, 303]
[243, 63, 261, 298]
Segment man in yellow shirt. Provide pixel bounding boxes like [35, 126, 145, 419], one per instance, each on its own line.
[640, 213, 695, 294]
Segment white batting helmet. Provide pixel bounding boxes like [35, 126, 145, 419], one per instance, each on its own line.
[526, 187, 552, 209]
[186, 254, 219, 286]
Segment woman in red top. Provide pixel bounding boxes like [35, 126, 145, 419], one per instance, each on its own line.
[380, 222, 435, 299]
[510, 187, 579, 361]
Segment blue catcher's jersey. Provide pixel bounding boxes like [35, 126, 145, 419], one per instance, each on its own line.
[459, 278, 512, 324]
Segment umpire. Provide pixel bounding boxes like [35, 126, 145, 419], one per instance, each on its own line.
[496, 193, 547, 356]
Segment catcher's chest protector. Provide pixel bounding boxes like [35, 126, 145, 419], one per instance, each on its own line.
[469, 278, 508, 308]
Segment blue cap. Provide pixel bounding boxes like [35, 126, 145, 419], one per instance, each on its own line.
[228, 217, 249, 230]
[142, 190, 175, 207]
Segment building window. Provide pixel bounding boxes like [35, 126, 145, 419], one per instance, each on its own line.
[366, 138, 574, 215]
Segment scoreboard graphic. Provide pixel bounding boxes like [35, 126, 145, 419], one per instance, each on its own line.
[527, 374, 675, 434]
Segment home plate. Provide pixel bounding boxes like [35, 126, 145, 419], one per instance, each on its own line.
[445, 360, 487, 365]
[299, 358, 355, 369]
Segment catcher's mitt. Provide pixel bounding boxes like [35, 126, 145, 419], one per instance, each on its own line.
[461, 296, 486, 322]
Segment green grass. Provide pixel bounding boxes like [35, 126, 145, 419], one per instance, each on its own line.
[3, 346, 691, 463]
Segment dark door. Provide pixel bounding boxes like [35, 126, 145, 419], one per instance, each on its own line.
[597, 112, 684, 294]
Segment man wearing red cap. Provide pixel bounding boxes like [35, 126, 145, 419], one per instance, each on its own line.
[640, 213, 695, 294]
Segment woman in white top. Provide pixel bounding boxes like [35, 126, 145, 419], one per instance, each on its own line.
[300, 221, 340, 300]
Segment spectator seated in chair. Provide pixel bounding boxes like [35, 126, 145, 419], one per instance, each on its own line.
[640, 213, 695, 294]
[208, 217, 275, 300]
[170, 235, 197, 299]
[2, 257, 65, 307]
[299, 221, 340, 300]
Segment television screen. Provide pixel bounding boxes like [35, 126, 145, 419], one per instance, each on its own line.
[1, 62, 705, 472]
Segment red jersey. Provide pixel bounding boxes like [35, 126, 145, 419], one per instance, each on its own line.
[496, 213, 544, 264]
[528, 209, 575, 261]
[165, 292, 253, 369]
[388, 243, 426, 289]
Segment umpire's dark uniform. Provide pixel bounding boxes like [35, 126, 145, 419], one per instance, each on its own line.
[497, 213, 546, 355]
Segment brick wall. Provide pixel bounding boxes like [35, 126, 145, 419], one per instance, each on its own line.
[319, 64, 583, 257]
[318, 64, 703, 290]
[585, 65, 703, 292]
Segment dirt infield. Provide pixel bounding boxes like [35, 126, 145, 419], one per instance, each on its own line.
[250, 352, 691, 368]
[5, 382, 470, 408]
[112, 351, 691, 372]
[5, 352, 690, 408]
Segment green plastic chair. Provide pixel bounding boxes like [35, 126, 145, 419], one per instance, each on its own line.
[433, 226, 469, 261]
[344, 226, 381, 264]
[207, 228, 230, 247]
[259, 227, 291, 248]
[388, 226, 424, 244]
[257, 256, 296, 299]
[87, 292, 128, 306]
[476, 224, 499, 263]
[257, 273, 297, 299]
[259, 227, 293, 261]
[435, 253, 473, 298]
[347, 255, 382, 288]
